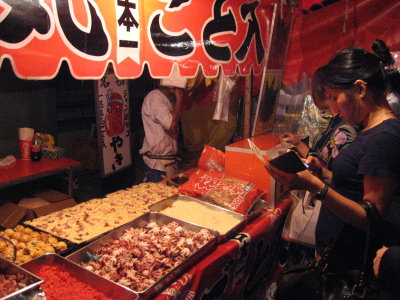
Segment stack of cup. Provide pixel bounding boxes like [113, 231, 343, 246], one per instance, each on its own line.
[18, 128, 34, 160]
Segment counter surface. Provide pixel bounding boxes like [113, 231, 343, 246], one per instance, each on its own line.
[0, 158, 80, 195]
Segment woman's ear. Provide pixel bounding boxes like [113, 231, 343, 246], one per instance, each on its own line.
[353, 79, 367, 99]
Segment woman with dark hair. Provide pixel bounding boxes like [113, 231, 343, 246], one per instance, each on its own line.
[267, 47, 400, 276]
[275, 72, 358, 300]
[371, 39, 395, 67]
[371, 39, 400, 118]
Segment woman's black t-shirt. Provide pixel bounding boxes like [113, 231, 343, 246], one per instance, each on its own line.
[316, 118, 400, 269]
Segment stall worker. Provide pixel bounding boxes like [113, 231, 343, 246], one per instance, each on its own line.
[140, 67, 188, 183]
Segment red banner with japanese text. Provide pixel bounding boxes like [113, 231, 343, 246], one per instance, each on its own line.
[0, 0, 277, 80]
[283, 0, 400, 85]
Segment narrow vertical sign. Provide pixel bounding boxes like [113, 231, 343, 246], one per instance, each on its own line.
[95, 67, 132, 176]
[116, 0, 140, 64]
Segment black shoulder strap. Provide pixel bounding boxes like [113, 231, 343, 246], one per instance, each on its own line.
[359, 200, 382, 271]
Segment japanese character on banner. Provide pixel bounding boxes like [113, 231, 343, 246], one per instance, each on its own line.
[110, 135, 124, 171]
[116, 0, 140, 63]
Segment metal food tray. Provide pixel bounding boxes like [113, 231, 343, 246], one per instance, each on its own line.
[148, 194, 247, 241]
[23, 222, 111, 255]
[2, 224, 79, 260]
[23, 219, 113, 247]
[0, 227, 73, 267]
[0, 256, 44, 300]
[21, 253, 135, 300]
[66, 212, 219, 299]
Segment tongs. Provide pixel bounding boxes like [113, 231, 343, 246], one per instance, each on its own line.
[161, 175, 179, 187]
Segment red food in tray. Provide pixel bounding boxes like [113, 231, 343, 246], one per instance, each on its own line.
[35, 264, 114, 300]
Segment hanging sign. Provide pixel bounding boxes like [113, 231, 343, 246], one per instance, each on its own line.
[0, 0, 276, 79]
[95, 66, 132, 176]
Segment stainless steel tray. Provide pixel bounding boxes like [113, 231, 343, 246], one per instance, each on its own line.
[23, 218, 112, 247]
[148, 194, 247, 241]
[0, 256, 44, 300]
[21, 253, 135, 300]
[66, 212, 219, 299]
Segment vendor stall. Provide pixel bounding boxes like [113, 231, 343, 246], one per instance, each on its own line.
[6, 0, 391, 299]
[0, 0, 294, 299]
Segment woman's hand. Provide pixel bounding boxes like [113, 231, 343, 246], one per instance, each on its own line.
[304, 156, 333, 185]
[281, 132, 310, 158]
[373, 247, 389, 277]
[265, 163, 320, 191]
[280, 132, 302, 146]
[305, 156, 324, 177]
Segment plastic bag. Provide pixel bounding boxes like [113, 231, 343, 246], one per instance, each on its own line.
[296, 95, 323, 147]
[281, 191, 321, 247]
[197, 145, 225, 173]
[178, 169, 263, 215]
[212, 74, 238, 121]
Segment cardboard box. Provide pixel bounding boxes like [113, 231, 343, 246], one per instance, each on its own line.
[33, 190, 71, 203]
[0, 202, 26, 228]
[1, 189, 77, 225]
[225, 133, 284, 208]
[19, 197, 77, 220]
[18, 197, 51, 220]
[34, 198, 77, 218]
[16, 189, 78, 220]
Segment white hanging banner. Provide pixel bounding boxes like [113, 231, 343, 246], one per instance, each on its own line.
[115, 0, 140, 64]
[95, 67, 132, 176]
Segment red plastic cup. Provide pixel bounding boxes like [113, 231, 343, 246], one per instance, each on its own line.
[19, 139, 32, 160]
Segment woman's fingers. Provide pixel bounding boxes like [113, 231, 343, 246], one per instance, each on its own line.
[265, 163, 317, 191]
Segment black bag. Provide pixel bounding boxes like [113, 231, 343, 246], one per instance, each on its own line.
[276, 200, 381, 300]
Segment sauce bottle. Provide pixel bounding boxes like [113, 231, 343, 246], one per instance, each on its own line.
[31, 133, 42, 162]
